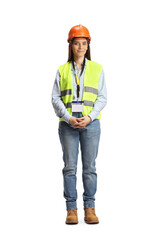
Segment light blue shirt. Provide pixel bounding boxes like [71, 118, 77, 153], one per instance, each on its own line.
[51, 58, 107, 123]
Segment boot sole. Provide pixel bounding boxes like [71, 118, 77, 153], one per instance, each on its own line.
[65, 220, 78, 224]
[84, 218, 99, 224]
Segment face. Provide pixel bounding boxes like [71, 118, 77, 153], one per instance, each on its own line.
[72, 38, 88, 58]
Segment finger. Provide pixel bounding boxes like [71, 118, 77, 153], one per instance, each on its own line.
[78, 123, 86, 128]
[74, 125, 80, 128]
[74, 123, 83, 128]
[75, 120, 81, 124]
[76, 118, 84, 122]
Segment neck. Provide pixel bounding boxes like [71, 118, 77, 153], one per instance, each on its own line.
[74, 56, 85, 69]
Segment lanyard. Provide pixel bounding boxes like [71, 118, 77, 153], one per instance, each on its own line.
[76, 74, 80, 98]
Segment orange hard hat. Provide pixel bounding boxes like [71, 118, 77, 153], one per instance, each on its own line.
[67, 24, 91, 43]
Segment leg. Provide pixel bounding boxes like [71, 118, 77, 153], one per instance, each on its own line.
[79, 119, 101, 208]
[58, 121, 79, 210]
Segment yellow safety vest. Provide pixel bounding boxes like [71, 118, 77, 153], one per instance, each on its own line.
[58, 60, 103, 121]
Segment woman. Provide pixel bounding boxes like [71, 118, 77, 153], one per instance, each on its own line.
[51, 24, 107, 224]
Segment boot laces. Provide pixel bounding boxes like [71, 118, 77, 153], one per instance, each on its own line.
[86, 207, 96, 215]
[68, 209, 77, 215]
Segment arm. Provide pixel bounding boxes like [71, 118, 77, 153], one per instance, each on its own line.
[88, 68, 107, 121]
[51, 70, 72, 123]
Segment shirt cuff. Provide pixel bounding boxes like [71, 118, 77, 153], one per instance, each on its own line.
[88, 113, 94, 121]
[60, 112, 72, 124]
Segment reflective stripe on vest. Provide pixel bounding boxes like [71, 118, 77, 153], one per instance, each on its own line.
[61, 89, 72, 97]
[58, 60, 103, 121]
[84, 86, 98, 95]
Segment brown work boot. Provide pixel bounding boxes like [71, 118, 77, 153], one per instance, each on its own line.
[65, 209, 78, 224]
[84, 207, 99, 224]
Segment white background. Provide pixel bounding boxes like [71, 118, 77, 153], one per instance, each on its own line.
[0, 0, 160, 239]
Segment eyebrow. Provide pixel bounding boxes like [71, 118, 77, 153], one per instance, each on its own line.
[74, 40, 87, 43]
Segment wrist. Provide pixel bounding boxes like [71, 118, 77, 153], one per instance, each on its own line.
[87, 115, 92, 122]
[69, 116, 73, 124]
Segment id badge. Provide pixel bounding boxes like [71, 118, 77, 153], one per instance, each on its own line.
[72, 101, 84, 112]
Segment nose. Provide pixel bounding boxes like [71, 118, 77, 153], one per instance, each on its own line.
[78, 43, 82, 49]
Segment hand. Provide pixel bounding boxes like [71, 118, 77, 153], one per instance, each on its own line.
[69, 117, 80, 126]
[74, 116, 91, 129]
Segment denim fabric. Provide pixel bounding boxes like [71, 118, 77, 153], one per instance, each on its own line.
[58, 113, 101, 210]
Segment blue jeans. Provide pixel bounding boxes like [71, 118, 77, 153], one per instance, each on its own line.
[58, 113, 101, 210]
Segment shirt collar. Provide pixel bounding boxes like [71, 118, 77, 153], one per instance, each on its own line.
[71, 58, 87, 72]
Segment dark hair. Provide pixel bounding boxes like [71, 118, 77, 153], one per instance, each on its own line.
[67, 37, 91, 76]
